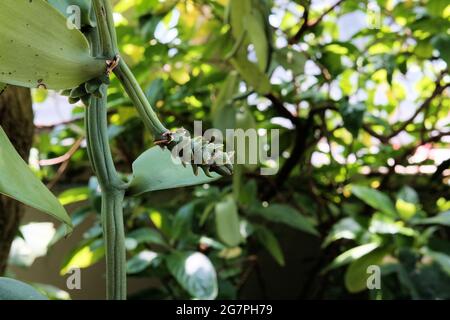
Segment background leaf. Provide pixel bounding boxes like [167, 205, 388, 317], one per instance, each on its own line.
[345, 247, 389, 293]
[166, 251, 218, 300]
[351, 185, 397, 217]
[255, 226, 285, 266]
[215, 196, 241, 247]
[250, 204, 319, 236]
[415, 211, 450, 227]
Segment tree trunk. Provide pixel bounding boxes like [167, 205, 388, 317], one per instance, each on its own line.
[0, 86, 34, 275]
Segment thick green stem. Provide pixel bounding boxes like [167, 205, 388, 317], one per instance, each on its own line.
[92, 0, 118, 58]
[93, 0, 168, 139]
[114, 59, 168, 138]
[85, 87, 127, 300]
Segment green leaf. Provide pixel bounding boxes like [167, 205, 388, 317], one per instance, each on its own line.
[275, 48, 307, 76]
[128, 147, 220, 196]
[322, 217, 363, 247]
[431, 33, 450, 64]
[235, 104, 258, 170]
[427, 0, 449, 18]
[0, 127, 72, 233]
[369, 212, 415, 236]
[415, 211, 450, 227]
[215, 196, 241, 247]
[231, 51, 271, 95]
[166, 251, 218, 300]
[146, 78, 165, 107]
[395, 199, 417, 221]
[31, 283, 70, 300]
[126, 228, 168, 248]
[236, 179, 258, 207]
[172, 201, 198, 241]
[0, 0, 104, 90]
[255, 226, 285, 266]
[211, 72, 239, 133]
[323, 243, 380, 273]
[351, 185, 397, 217]
[426, 249, 450, 276]
[0, 277, 48, 300]
[60, 239, 104, 275]
[339, 101, 366, 137]
[397, 186, 419, 204]
[58, 187, 90, 206]
[243, 10, 269, 71]
[345, 247, 389, 293]
[126, 250, 159, 274]
[250, 204, 319, 236]
[228, 0, 252, 39]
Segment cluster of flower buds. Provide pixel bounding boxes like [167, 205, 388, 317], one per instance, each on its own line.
[158, 128, 234, 177]
[61, 74, 111, 107]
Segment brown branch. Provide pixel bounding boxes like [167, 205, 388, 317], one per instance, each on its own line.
[275, 116, 313, 187]
[289, 0, 346, 44]
[388, 82, 448, 139]
[265, 93, 298, 124]
[262, 93, 318, 199]
[288, 4, 309, 45]
[363, 78, 449, 143]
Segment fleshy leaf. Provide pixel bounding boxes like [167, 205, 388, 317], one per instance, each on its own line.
[0, 0, 104, 90]
[0, 127, 72, 233]
[128, 147, 220, 196]
[0, 278, 48, 300]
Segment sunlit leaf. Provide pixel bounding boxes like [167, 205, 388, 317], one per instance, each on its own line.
[323, 243, 380, 273]
[60, 239, 104, 275]
[322, 217, 363, 247]
[58, 187, 90, 206]
[345, 247, 389, 293]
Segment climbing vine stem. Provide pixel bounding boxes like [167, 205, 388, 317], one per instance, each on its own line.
[85, 86, 128, 300]
[113, 59, 169, 139]
[89, 0, 169, 300]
